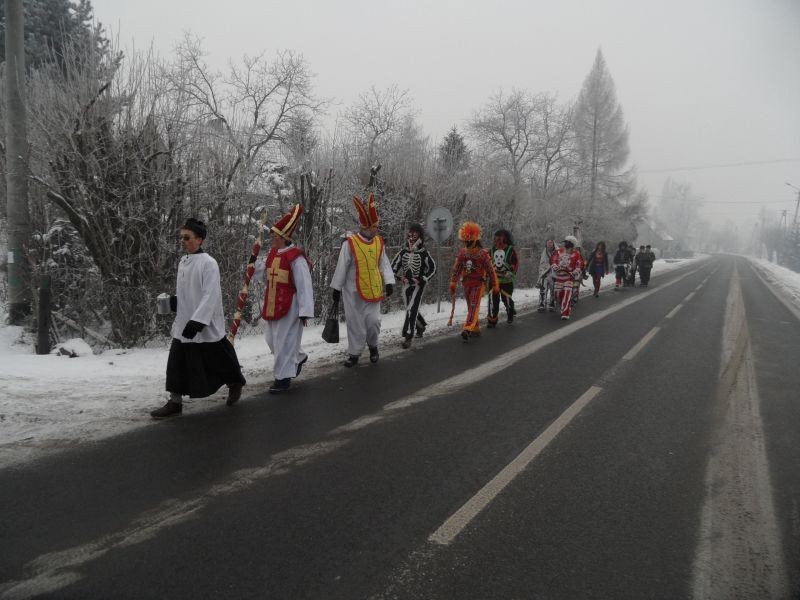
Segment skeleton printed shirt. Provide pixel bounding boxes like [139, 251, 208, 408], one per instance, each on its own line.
[391, 238, 436, 285]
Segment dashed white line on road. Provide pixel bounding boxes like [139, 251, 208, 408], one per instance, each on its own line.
[622, 327, 661, 361]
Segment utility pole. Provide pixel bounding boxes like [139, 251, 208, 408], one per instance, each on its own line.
[5, 0, 32, 324]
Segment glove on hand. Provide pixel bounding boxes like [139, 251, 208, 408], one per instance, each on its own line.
[385, 284, 394, 297]
[182, 320, 205, 339]
[169, 295, 177, 312]
[332, 289, 341, 303]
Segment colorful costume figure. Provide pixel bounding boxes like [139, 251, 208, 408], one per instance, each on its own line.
[550, 235, 585, 320]
[253, 204, 314, 393]
[585, 241, 610, 297]
[449, 221, 499, 341]
[538, 239, 557, 311]
[330, 194, 396, 367]
[487, 229, 519, 326]
[390, 223, 436, 348]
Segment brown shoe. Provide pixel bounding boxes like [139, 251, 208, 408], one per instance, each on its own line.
[151, 400, 182, 419]
[226, 383, 243, 406]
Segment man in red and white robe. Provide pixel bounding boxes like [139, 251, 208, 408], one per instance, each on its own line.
[254, 204, 314, 393]
[550, 235, 584, 320]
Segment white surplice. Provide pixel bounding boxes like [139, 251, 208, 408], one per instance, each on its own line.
[171, 251, 226, 343]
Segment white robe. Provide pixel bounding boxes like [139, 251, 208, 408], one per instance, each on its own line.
[171, 251, 226, 343]
[254, 245, 315, 380]
[330, 234, 395, 357]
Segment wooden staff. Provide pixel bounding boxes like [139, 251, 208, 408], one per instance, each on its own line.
[447, 292, 456, 326]
[228, 212, 268, 344]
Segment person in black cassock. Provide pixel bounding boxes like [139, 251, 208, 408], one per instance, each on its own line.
[150, 218, 246, 419]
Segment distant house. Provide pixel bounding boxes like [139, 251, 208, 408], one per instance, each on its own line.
[632, 217, 677, 258]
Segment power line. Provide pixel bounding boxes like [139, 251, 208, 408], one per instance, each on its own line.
[639, 157, 800, 174]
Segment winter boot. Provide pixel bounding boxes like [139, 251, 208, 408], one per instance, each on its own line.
[269, 378, 291, 394]
[415, 318, 426, 338]
[461, 330, 469, 342]
[226, 383, 243, 406]
[343, 355, 359, 368]
[401, 336, 412, 349]
[151, 399, 182, 419]
[369, 346, 380, 363]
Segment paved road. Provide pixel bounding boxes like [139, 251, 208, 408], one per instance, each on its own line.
[1, 255, 799, 599]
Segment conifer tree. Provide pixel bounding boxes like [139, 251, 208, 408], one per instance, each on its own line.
[574, 49, 630, 214]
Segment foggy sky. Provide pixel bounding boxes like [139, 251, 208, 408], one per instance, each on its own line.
[90, 0, 800, 234]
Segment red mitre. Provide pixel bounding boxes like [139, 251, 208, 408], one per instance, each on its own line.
[352, 193, 379, 228]
[271, 204, 303, 240]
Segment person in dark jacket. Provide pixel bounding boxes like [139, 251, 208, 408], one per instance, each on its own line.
[635, 244, 654, 286]
[612, 241, 631, 290]
[487, 229, 519, 326]
[585, 241, 610, 297]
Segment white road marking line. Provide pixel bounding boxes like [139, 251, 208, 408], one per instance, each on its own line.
[684, 291, 696, 301]
[622, 327, 661, 361]
[429, 386, 603, 546]
[665, 304, 683, 319]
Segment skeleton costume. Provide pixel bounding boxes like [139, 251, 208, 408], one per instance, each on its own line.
[253, 204, 314, 393]
[390, 224, 436, 348]
[538, 239, 557, 311]
[487, 229, 519, 326]
[330, 194, 396, 366]
[449, 222, 499, 341]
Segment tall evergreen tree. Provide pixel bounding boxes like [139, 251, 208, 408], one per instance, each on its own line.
[0, 0, 103, 70]
[574, 49, 630, 214]
[439, 126, 469, 173]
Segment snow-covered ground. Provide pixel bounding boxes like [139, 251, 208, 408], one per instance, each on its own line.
[1, 255, 795, 471]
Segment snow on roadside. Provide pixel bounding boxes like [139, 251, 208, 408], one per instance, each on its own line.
[0, 256, 708, 470]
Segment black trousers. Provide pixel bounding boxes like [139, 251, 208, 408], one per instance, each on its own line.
[489, 282, 515, 322]
[166, 337, 246, 398]
[639, 267, 652, 285]
[401, 282, 427, 338]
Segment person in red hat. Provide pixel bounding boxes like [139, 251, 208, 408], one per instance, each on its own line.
[252, 204, 314, 393]
[330, 193, 395, 367]
[449, 221, 499, 341]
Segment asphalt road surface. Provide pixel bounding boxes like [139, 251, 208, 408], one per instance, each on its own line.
[1, 254, 799, 599]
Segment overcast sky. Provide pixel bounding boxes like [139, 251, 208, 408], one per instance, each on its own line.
[90, 0, 800, 234]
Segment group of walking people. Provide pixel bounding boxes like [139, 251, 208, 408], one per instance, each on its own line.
[150, 196, 655, 418]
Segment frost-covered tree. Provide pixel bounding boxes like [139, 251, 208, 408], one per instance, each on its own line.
[573, 49, 630, 214]
[468, 88, 542, 194]
[344, 84, 414, 168]
[0, 0, 105, 70]
[530, 94, 575, 204]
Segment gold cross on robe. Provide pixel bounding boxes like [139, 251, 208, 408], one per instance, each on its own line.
[265, 256, 291, 317]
